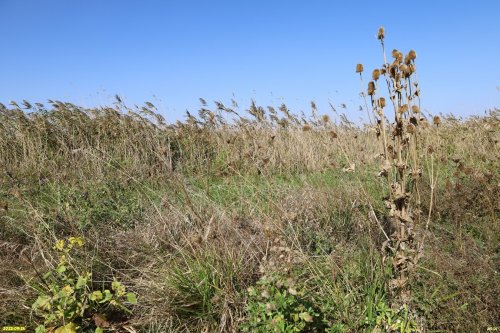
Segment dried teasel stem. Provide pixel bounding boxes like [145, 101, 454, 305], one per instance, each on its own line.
[356, 64, 374, 125]
[362, 27, 435, 311]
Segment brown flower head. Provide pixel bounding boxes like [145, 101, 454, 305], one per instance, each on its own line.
[377, 27, 385, 40]
[368, 81, 376, 95]
[408, 50, 417, 60]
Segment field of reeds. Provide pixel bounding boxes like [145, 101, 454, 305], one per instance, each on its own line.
[0, 31, 498, 333]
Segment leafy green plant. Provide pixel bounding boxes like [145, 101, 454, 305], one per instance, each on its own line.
[31, 237, 137, 333]
[241, 272, 328, 333]
[365, 300, 417, 333]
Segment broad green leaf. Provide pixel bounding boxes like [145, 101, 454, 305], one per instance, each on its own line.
[90, 290, 103, 301]
[101, 289, 113, 303]
[33, 295, 51, 311]
[299, 312, 313, 322]
[126, 292, 137, 304]
[56, 264, 67, 275]
[76, 275, 88, 289]
[112, 280, 126, 296]
[54, 322, 78, 333]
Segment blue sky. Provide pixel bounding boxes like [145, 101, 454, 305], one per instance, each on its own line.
[1, 0, 499, 122]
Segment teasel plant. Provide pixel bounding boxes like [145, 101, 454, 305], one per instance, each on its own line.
[357, 27, 437, 309]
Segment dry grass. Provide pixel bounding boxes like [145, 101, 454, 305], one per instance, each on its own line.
[0, 36, 499, 331]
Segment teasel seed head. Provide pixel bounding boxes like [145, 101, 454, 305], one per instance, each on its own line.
[392, 49, 399, 59]
[407, 123, 416, 134]
[378, 97, 386, 108]
[356, 63, 364, 73]
[367, 81, 376, 95]
[302, 124, 312, 131]
[396, 52, 403, 63]
[433, 116, 441, 126]
[408, 50, 417, 60]
[404, 55, 411, 65]
[390, 64, 398, 78]
[321, 114, 330, 123]
[377, 27, 385, 40]
[381, 67, 387, 75]
[372, 69, 381, 81]
[397, 105, 408, 114]
[412, 105, 420, 113]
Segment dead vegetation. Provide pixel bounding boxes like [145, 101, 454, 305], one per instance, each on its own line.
[0, 31, 499, 333]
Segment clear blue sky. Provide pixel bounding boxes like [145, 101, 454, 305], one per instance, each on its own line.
[1, 0, 499, 122]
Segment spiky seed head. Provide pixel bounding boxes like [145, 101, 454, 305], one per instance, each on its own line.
[377, 27, 385, 40]
[378, 97, 386, 108]
[408, 50, 417, 60]
[368, 81, 376, 95]
[390, 64, 398, 78]
[397, 52, 403, 63]
[412, 105, 420, 113]
[407, 123, 416, 134]
[401, 105, 409, 113]
[392, 49, 399, 59]
[321, 114, 330, 123]
[372, 69, 381, 81]
[302, 124, 312, 131]
[356, 64, 364, 73]
[404, 55, 411, 65]
[433, 116, 441, 126]
[381, 68, 387, 75]
[400, 64, 407, 72]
